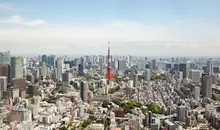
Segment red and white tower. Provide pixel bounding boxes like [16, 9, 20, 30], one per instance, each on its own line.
[105, 41, 114, 83]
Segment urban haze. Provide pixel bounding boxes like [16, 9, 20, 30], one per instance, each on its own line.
[1, 0, 220, 130]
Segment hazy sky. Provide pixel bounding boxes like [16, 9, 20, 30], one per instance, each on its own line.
[0, 0, 220, 56]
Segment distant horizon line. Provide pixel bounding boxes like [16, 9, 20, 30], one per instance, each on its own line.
[8, 53, 220, 58]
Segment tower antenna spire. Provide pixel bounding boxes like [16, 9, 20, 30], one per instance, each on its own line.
[105, 41, 114, 82]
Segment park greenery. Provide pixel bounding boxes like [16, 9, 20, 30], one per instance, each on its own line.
[59, 126, 67, 130]
[89, 86, 95, 93]
[82, 116, 96, 128]
[42, 96, 57, 104]
[150, 73, 166, 80]
[108, 88, 116, 94]
[25, 94, 33, 99]
[81, 116, 109, 129]
[102, 101, 161, 114]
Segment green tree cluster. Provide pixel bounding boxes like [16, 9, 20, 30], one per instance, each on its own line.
[111, 101, 141, 113]
[146, 103, 161, 114]
[111, 101, 161, 114]
[102, 101, 113, 109]
[42, 96, 58, 104]
[25, 94, 33, 99]
[42, 98, 56, 104]
[82, 116, 96, 128]
[89, 86, 95, 93]
[108, 88, 116, 94]
[151, 73, 166, 80]
[59, 126, 67, 130]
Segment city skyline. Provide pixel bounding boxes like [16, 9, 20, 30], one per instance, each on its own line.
[1, 0, 220, 56]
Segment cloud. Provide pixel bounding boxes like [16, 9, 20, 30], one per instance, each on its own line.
[24, 19, 46, 26]
[0, 20, 220, 56]
[0, 4, 12, 10]
[2, 15, 46, 26]
[7, 15, 23, 23]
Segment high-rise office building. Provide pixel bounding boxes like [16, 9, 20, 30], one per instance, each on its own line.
[194, 86, 200, 101]
[80, 81, 88, 102]
[0, 76, 7, 100]
[52, 68, 57, 81]
[41, 54, 48, 64]
[207, 60, 213, 76]
[144, 69, 151, 81]
[173, 63, 180, 71]
[118, 60, 127, 71]
[152, 59, 157, 70]
[212, 75, 217, 84]
[99, 57, 104, 70]
[81, 57, 85, 67]
[41, 62, 47, 80]
[11, 56, 23, 79]
[62, 71, 71, 85]
[0, 51, 11, 65]
[88, 62, 92, 69]
[178, 71, 183, 82]
[148, 111, 152, 126]
[201, 75, 212, 99]
[180, 63, 187, 78]
[213, 67, 219, 74]
[33, 69, 40, 79]
[189, 69, 201, 83]
[78, 64, 84, 76]
[57, 58, 64, 81]
[145, 63, 151, 69]
[190, 63, 196, 69]
[166, 63, 172, 70]
[0, 52, 11, 83]
[0, 64, 10, 83]
[133, 74, 138, 87]
[176, 105, 187, 122]
[48, 55, 55, 67]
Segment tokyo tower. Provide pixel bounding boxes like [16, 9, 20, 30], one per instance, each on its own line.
[105, 41, 114, 82]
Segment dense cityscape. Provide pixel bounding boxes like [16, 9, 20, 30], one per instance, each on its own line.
[0, 41, 220, 130]
[1, 0, 220, 130]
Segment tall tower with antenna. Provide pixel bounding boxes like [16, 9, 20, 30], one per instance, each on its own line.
[105, 41, 114, 83]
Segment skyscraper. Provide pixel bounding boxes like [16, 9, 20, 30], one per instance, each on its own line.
[48, 55, 55, 68]
[178, 71, 183, 82]
[62, 71, 71, 85]
[78, 64, 84, 76]
[173, 63, 180, 71]
[144, 69, 151, 81]
[176, 105, 187, 122]
[81, 57, 84, 67]
[152, 59, 157, 70]
[80, 81, 88, 102]
[57, 58, 64, 81]
[189, 69, 201, 83]
[207, 60, 213, 76]
[42, 54, 48, 64]
[0, 76, 7, 100]
[41, 62, 47, 80]
[118, 60, 127, 71]
[0, 52, 11, 83]
[0, 51, 11, 65]
[11, 56, 23, 79]
[133, 74, 138, 87]
[0, 64, 10, 83]
[88, 62, 92, 69]
[201, 75, 212, 99]
[180, 63, 187, 78]
[194, 86, 200, 101]
[99, 57, 104, 71]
